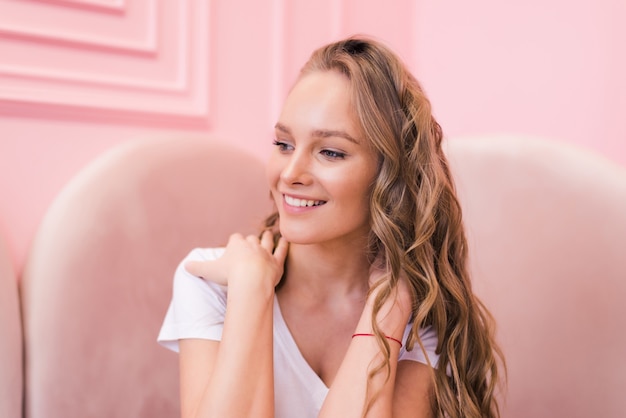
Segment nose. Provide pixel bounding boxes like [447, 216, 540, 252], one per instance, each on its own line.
[280, 149, 312, 186]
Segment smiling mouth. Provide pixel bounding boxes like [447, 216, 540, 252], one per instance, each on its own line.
[284, 195, 327, 208]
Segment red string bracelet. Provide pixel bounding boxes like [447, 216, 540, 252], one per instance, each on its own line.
[352, 333, 402, 348]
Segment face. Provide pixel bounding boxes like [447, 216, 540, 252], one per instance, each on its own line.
[267, 70, 379, 248]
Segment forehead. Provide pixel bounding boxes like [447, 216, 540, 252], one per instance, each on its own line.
[278, 70, 360, 136]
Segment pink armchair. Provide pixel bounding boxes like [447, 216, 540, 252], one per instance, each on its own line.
[446, 135, 626, 417]
[9, 134, 626, 417]
[0, 230, 22, 418]
[20, 138, 272, 418]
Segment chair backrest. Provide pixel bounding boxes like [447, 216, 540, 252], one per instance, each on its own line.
[0, 230, 22, 418]
[445, 135, 626, 417]
[20, 138, 272, 418]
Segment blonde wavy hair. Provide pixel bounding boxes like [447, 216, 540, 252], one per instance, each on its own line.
[265, 35, 505, 417]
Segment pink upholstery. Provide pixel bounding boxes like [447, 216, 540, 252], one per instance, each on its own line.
[0, 230, 22, 418]
[20, 138, 272, 418]
[16, 134, 626, 417]
[446, 135, 626, 417]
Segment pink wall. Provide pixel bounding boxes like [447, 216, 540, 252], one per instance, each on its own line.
[412, 0, 626, 164]
[1, 0, 624, 273]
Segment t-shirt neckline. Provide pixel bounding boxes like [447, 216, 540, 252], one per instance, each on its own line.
[273, 296, 331, 394]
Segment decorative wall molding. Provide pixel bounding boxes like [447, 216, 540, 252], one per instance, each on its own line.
[0, 0, 210, 124]
[0, 18, 158, 55]
[0, 0, 155, 54]
[30, 0, 127, 13]
[269, 0, 286, 122]
[268, 0, 345, 120]
[0, 0, 157, 55]
[0, 63, 185, 92]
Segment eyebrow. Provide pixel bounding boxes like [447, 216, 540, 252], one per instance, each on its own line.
[274, 123, 360, 144]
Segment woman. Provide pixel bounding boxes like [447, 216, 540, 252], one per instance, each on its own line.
[158, 35, 505, 417]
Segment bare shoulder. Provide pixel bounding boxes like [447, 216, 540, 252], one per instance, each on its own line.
[393, 360, 435, 418]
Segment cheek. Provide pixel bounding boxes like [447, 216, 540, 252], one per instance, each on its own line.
[324, 170, 372, 209]
[266, 155, 281, 187]
[350, 172, 376, 219]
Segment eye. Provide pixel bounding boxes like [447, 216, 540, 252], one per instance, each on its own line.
[272, 139, 293, 152]
[320, 149, 346, 160]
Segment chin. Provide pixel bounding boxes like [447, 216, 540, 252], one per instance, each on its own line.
[278, 225, 319, 245]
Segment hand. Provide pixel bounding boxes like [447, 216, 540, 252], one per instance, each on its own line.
[367, 253, 413, 318]
[185, 230, 289, 289]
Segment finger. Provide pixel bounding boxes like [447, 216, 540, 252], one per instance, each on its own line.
[228, 232, 244, 243]
[272, 236, 289, 265]
[245, 234, 260, 245]
[260, 229, 274, 251]
[184, 259, 216, 279]
[372, 251, 386, 269]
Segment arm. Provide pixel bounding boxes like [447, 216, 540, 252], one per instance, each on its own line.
[393, 360, 435, 418]
[320, 269, 434, 417]
[178, 231, 288, 418]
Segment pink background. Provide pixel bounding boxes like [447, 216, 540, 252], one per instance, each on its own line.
[1, 0, 625, 272]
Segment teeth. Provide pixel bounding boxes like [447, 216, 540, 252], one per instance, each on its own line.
[285, 195, 324, 207]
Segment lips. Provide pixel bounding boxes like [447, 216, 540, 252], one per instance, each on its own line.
[284, 194, 326, 208]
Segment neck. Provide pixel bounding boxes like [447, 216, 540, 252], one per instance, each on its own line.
[279, 240, 372, 302]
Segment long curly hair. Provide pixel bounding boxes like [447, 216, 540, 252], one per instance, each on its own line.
[265, 35, 505, 417]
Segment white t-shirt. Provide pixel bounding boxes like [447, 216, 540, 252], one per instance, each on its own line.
[158, 248, 440, 418]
